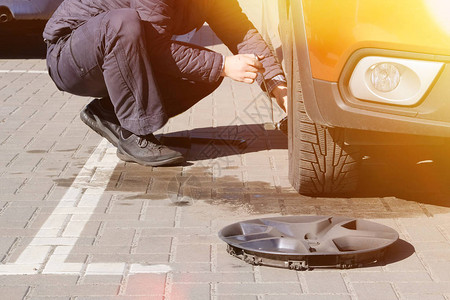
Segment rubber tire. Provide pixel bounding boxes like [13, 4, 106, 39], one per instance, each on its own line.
[288, 49, 361, 196]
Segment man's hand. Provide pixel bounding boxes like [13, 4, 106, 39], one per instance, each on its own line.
[271, 84, 288, 113]
[221, 54, 265, 84]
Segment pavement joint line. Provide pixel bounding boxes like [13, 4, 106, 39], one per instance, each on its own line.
[0, 138, 171, 275]
[341, 271, 358, 300]
[210, 243, 218, 273]
[297, 271, 309, 294]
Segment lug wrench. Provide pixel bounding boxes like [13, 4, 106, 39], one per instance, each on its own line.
[261, 75, 277, 131]
[254, 54, 286, 132]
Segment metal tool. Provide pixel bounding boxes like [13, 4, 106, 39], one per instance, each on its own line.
[261, 75, 277, 130]
[255, 54, 285, 132]
[262, 79, 287, 133]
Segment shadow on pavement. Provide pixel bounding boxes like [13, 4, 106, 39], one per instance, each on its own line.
[158, 123, 288, 159]
[0, 20, 47, 58]
[356, 144, 450, 208]
[158, 125, 450, 208]
[47, 122, 449, 219]
[95, 125, 450, 218]
[381, 239, 416, 266]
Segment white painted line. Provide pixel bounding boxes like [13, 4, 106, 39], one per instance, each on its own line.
[29, 237, 79, 246]
[14, 246, 52, 265]
[0, 264, 42, 274]
[38, 214, 68, 229]
[42, 254, 84, 274]
[0, 140, 117, 275]
[29, 70, 48, 74]
[0, 70, 48, 74]
[0, 138, 173, 276]
[129, 264, 172, 274]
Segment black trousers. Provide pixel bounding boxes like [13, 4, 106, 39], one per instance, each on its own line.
[46, 8, 222, 135]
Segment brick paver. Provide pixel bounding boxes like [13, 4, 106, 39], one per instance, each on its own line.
[1, 1, 450, 299]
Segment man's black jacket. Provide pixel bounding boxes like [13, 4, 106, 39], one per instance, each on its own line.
[44, 0, 284, 84]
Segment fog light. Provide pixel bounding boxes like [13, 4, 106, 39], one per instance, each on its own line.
[370, 63, 400, 92]
[349, 56, 444, 106]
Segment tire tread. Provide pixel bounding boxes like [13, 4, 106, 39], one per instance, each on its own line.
[288, 46, 361, 196]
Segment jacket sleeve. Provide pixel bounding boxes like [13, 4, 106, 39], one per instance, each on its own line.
[205, 0, 285, 84]
[131, 0, 224, 83]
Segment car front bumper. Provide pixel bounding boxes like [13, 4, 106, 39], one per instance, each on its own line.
[311, 52, 450, 139]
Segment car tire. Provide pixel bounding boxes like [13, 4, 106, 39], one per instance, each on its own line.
[288, 48, 362, 196]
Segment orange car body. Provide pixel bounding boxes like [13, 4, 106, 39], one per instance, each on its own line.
[264, 0, 450, 139]
[304, 1, 450, 82]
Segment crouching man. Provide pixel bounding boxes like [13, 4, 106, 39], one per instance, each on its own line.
[44, 0, 287, 166]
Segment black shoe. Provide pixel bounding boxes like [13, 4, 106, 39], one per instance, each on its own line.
[80, 98, 121, 147]
[117, 132, 184, 167]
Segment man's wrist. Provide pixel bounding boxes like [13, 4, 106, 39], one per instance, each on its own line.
[271, 84, 288, 113]
[265, 74, 287, 96]
[272, 84, 287, 97]
[220, 55, 227, 77]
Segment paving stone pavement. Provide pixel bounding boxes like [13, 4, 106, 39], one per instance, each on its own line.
[1, 1, 450, 299]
